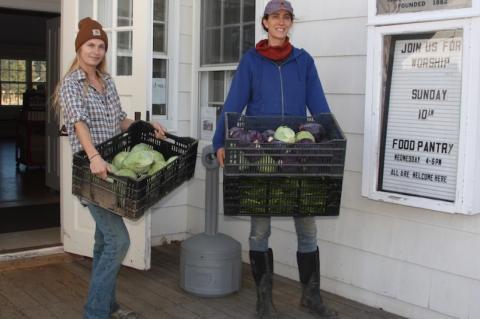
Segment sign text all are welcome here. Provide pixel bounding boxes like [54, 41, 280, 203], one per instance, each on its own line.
[380, 32, 463, 201]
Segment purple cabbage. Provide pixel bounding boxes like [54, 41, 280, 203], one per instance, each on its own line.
[299, 122, 326, 142]
[261, 129, 276, 143]
[239, 130, 263, 162]
[238, 132, 251, 146]
[229, 127, 245, 139]
[247, 130, 263, 144]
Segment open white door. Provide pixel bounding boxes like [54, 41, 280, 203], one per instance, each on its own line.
[46, 17, 61, 191]
[61, 0, 152, 270]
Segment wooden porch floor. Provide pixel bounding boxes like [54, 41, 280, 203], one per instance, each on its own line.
[0, 243, 406, 319]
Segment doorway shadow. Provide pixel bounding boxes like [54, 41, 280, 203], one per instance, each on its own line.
[0, 138, 60, 234]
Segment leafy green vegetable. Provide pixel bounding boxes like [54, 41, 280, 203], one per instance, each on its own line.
[238, 152, 250, 172]
[258, 156, 277, 174]
[114, 168, 137, 179]
[148, 150, 165, 163]
[109, 163, 119, 174]
[239, 198, 266, 214]
[295, 131, 315, 143]
[122, 150, 154, 174]
[148, 160, 167, 176]
[112, 151, 129, 169]
[274, 126, 296, 144]
[130, 143, 151, 153]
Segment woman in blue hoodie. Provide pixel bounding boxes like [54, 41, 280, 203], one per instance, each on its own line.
[212, 1, 337, 318]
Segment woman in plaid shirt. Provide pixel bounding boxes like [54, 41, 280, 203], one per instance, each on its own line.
[55, 18, 165, 319]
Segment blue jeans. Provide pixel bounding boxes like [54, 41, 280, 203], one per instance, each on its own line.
[84, 204, 130, 319]
[249, 216, 317, 253]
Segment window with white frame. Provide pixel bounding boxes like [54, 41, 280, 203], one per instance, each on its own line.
[79, 0, 173, 119]
[199, 70, 235, 140]
[78, 0, 133, 76]
[0, 59, 47, 106]
[199, 0, 255, 140]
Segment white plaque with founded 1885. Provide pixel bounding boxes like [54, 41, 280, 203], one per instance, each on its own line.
[377, 0, 472, 15]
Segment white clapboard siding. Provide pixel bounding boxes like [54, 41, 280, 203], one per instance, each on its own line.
[344, 133, 364, 172]
[186, 205, 205, 235]
[150, 2, 194, 239]
[188, 178, 206, 212]
[316, 56, 367, 94]
[150, 205, 189, 244]
[342, 171, 480, 235]
[293, 17, 368, 57]
[292, 0, 367, 21]
[327, 94, 365, 135]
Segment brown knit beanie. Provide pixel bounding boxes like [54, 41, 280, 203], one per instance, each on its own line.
[75, 17, 108, 52]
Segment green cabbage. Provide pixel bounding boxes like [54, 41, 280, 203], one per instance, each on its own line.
[114, 168, 137, 179]
[109, 163, 119, 174]
[112, 151, 129, 169]
[295, 131, 315, 143]
[274, 126, 296, 144]
[130, 143, 151, 153]
[258, 155, 277, 174]
[238, 152, 250, 172]
[148, 150, 165, 163]
[122, 150, 154, 174]
[148, 160, 167, 176]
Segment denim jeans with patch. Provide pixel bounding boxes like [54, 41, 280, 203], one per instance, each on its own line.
[249, 216, 317, 253]
[84, 204, 130, 319]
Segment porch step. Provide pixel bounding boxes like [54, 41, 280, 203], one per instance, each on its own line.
[0, 250, 80, 272]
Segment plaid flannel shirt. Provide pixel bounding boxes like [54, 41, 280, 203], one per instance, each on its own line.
[60, 69, 127, 154]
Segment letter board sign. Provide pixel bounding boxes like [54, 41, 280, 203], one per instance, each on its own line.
[377, 0, 471, 15]
[378, 30, 463, 202]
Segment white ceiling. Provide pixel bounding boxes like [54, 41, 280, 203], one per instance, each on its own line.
[0, 0, 60, 13]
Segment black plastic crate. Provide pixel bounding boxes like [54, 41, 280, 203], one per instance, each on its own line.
[224, 113, 346, 177]
[223, 175, 343, 217]
[72, 121, 198, 219]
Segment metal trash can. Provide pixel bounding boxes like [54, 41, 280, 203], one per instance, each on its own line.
[180, 145, 242, 297]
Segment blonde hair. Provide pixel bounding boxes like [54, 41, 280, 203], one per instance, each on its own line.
[51, 53, 108, 116]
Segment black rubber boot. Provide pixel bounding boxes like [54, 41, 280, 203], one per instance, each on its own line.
[297, 248, 338, 319]
[249, 249, 278, 319]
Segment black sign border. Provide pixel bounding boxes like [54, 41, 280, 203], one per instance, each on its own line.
[377, 32, 455, 203]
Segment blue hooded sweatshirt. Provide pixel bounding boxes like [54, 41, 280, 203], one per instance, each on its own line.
[212, 46, 330, 152]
